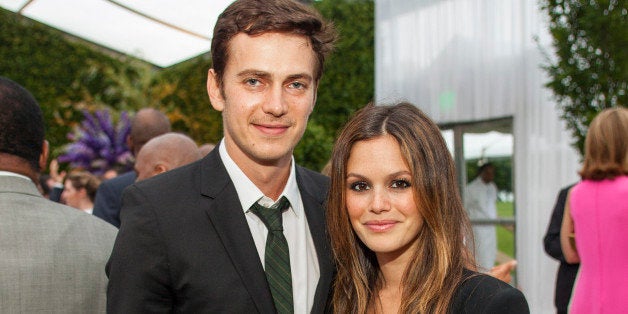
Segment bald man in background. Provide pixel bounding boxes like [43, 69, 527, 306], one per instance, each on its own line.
[134, 133, 202, 182]
[93, 108, 171, 228]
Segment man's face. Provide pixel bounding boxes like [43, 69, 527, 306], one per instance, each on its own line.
[207, 32, 318, 168]
[481, 166, 495, 183]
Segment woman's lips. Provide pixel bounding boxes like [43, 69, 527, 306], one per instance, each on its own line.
[364, 220, 397, 232]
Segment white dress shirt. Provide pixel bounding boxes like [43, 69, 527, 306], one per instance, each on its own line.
[218, 140, 320, 314]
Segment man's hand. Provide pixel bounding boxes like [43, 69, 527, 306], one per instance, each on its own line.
[489, 260, 517, 284]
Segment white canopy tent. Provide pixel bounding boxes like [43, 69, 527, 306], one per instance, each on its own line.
[0, 0, 233, 67]
[376, 0, 581, 313]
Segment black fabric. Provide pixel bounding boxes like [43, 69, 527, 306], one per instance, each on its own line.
[543, 184, 579, 312]
[449, 269, 530, 314]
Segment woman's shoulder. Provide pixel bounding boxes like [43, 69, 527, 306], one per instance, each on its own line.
[449, 269, 529, 314]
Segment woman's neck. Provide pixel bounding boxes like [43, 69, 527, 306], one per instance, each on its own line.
[371, 252, 413, 314]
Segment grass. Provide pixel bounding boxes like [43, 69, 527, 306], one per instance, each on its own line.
[496, 201, 515, 259]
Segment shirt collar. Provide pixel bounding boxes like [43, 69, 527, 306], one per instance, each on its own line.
[218, 139, 302, 216]
[0, 170, 32, 182]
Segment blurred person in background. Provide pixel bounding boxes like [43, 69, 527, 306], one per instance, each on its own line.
[544, 184, 579, 314]
[61, 170, 101, 214]
[92, 108, 171, 228]
[465, 162, 498, 271]
[134, 132, 202, 182]
[0, 76, 116, 313]
[561, 107, 628, 314]
[198, 142, 216, 156]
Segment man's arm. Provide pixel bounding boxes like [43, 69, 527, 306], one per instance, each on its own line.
[106, 185, 173, 313]
[559, 194, 580, 264]
[543, 186, 572, 261]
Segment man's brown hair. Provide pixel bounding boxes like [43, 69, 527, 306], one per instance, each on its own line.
[210, 0, 336, 88]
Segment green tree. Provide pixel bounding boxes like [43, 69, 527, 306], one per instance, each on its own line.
[1, 0, 376, 173]
[541, 0, 628, 156]
[295, 0, 374, 171]
[0, 8, 124, 155]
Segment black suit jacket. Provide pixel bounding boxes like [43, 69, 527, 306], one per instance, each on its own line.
[93, 171, 137, 228]
[106, 149, 333, 313]
[449, 270, 529, 313]
[543, 184, 579, 313]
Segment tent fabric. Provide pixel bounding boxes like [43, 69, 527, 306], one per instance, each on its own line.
[0, 0, 233, 67]
[376, 0, 580, 313]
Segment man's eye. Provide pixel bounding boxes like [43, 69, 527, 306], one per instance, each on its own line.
[391, 179, 411, 189]
[349, 181, 369, 191]
[245, 78, 260, 86]
[289, 82, 305, 89]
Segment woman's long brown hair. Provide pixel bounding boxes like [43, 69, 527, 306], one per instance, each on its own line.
[327, 102, 475, 313]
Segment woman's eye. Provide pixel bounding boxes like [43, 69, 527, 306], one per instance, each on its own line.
[349, 181, 369, 191]
[391, 179, 411, 189]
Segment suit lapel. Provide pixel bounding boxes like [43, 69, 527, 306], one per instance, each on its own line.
[296, 167, 334, 313]
[199, 150, 275, 313]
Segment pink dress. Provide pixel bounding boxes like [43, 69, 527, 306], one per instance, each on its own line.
[569, 175, 628, 313]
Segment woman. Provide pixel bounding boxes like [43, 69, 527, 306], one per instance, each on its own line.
[560, 107, 628, 313]
[61, 171, 101, 214]
[327, 102, 528, 313]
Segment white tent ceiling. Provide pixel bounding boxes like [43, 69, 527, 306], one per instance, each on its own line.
[0, 0, 234, 67]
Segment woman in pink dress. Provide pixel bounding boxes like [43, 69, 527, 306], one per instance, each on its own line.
[561, 107, 628, 314]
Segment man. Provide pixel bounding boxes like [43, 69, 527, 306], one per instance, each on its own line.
[0, 76, 117, 313]
[92, 107, 171, 228]
[134, 132, 202, 181]
[465, 162, 498, 271]
[106, 0, 337, 312]
[544, 184, 579, 314]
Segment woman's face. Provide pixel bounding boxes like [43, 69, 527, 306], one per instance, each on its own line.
[61, 180, 81, 209]
[345, 135, 424, 262]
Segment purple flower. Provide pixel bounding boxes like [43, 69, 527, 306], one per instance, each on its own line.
[59, 109, 133, 176]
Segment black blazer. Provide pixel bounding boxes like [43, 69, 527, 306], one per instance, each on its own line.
[449, 270, 530, 313]
[543, 184, 579, 313]
[93, 171, 137, 228]
[106, 148, 333, 313]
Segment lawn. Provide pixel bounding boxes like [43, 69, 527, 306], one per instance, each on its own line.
[496, 201, 515, 259]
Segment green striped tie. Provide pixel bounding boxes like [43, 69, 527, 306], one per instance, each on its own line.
[250, 196, 293, 314]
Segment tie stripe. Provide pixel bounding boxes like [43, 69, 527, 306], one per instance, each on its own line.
[251, 197, 293, 314]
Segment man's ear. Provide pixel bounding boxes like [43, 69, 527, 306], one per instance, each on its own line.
[126, 135, 134, 155]
[207, 69, 225, 112]
[154, 164, 168, 175]
[39, 140, 49, 172]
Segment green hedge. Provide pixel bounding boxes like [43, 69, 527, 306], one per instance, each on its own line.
[1, 0, 375, 173]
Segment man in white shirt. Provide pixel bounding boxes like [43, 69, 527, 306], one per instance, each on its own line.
[106, 1, 337, 313]
[465, 162, 498, 271]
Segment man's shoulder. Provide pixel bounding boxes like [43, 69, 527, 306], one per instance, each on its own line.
[3, 194, 117, 242]
[100, 171, 136, 190]
[294, 165, 329, 205]
[296, 164, 329, 187]
[129, 159, 204, 200]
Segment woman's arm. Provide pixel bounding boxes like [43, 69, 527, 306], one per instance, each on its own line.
[560, 192, 580, 264]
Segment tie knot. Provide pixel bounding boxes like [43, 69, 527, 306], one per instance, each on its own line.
[250, 196, 290, 231]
